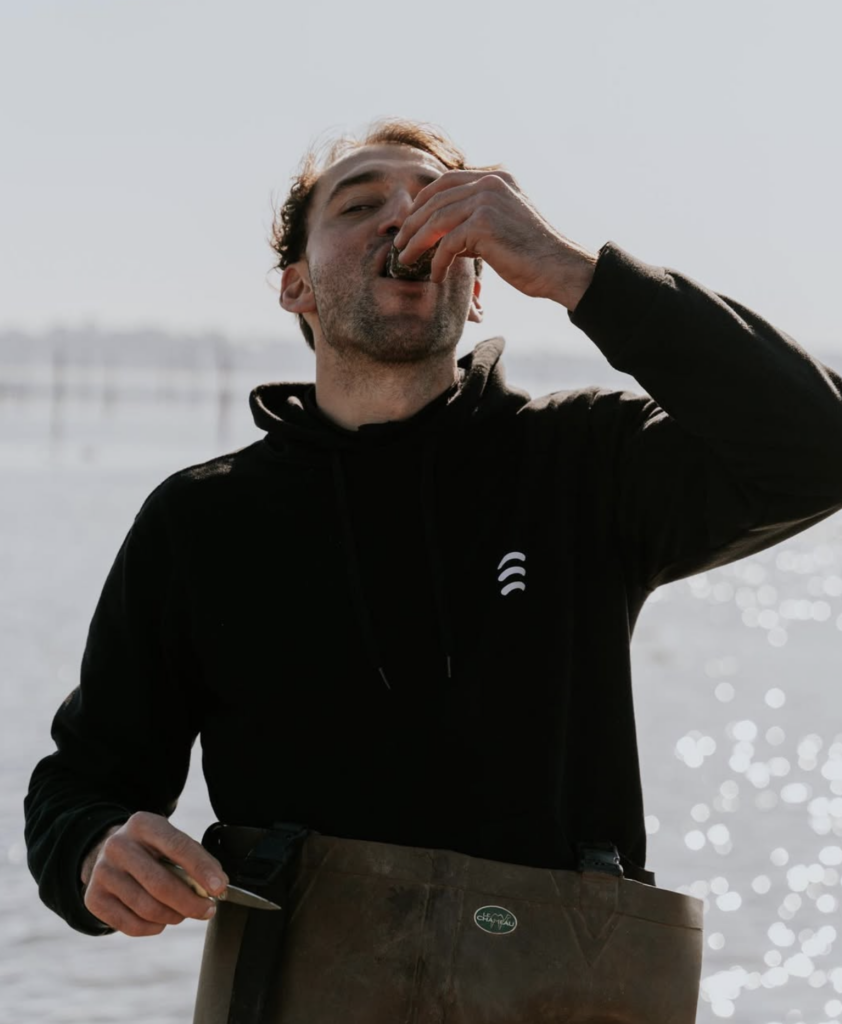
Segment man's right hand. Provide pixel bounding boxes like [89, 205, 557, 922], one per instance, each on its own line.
[81, 811, 229, 937]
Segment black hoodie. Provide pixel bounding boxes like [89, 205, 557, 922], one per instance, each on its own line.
[25, 242, 842, 935]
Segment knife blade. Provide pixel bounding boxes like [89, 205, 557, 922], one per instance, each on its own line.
[161, 859, 280, 911]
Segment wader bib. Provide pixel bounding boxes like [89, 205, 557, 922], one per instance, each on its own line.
[193, 824, 703, 1024]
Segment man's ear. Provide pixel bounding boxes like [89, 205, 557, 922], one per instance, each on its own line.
[280, 262, 317, 314]
[467, 276, 483, 324]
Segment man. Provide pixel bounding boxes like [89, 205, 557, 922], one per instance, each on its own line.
[25, 119, 842, 1021]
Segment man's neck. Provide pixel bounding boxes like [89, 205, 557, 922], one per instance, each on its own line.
[313, 347, 459, 431]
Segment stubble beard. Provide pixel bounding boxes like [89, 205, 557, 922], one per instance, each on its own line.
[310, 257, 473, 366]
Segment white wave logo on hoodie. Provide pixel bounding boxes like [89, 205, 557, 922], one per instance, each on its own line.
[497, 552, 526, 595]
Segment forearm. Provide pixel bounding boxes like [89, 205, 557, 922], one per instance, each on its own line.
[569, 242, 842, 501]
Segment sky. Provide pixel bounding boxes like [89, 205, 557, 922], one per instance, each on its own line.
[2, 0, 841, 355]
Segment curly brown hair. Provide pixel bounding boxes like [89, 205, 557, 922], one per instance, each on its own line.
[270, 118, 501, 350]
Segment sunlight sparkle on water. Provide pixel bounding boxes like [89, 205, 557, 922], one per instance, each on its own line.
[715, 682, 736, 702]
[669, 527, 842, 1020]
[781, 784, 813, 804]
[685, 829, 707, 851]
[717, 891, 743, 911]
[708, 824, 731, 845]
[676, 731, 717, 767]
[769, 922, 796, 947]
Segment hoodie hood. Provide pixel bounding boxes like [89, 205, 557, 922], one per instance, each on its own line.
[248, 337, 530, 452]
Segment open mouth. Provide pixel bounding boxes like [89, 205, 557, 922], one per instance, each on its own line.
[377, 247, 392, 277]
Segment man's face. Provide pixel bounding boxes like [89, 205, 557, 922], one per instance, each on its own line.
[287, 143, 481, 364]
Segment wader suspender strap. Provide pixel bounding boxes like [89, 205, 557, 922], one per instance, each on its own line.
[219, 823, 311, 1024]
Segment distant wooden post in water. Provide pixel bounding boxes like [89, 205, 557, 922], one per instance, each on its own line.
[50, 346, 67, 447]
[215, 340, 234, 448]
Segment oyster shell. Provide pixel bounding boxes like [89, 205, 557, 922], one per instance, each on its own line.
[386, 240, 441, 281]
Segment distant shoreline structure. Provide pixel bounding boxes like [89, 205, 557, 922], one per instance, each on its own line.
[0, 326, 678, 404]
[3, 327, 840, 454]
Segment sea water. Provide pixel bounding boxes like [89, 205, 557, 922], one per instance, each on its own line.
[2, 359, 841, 1024]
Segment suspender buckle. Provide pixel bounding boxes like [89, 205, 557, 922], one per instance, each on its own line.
[577, 841, 624, 878]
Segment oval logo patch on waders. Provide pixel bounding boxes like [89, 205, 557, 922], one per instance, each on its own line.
[474, 905, 518, 935]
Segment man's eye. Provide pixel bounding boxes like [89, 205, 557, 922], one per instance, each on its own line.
[341, 202, 380, 214]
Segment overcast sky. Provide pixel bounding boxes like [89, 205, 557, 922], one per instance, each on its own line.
[2, 0, 840, 356]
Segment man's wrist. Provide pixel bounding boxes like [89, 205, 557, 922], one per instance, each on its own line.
[80, 824, 122, 887]
[545, 245, 598, 312]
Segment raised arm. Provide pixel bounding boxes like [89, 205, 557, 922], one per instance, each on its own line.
[569, 243, 842, 591]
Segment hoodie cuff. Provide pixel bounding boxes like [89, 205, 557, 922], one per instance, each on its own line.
[567, 241, 668, 370]
[48, 807, 131, 936]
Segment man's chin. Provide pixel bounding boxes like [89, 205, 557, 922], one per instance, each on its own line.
[347, 333, 457, 365]
[320, 314, 458, 360]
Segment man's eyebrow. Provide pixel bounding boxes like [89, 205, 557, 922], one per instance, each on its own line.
[324, 170, 438, 209]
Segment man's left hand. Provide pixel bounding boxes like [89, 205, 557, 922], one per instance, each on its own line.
[392, 170, 598, 311]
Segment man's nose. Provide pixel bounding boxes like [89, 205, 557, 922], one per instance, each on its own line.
[377, 193, 414, 237]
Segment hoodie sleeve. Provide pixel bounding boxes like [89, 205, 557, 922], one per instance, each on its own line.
[24, 482, 202, 935]
[568, 242, 842, 591]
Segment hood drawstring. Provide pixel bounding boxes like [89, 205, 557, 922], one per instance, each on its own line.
[421, 441, 454, 680]
[329, 443, 454, 692]
[331, 451, 391, 691]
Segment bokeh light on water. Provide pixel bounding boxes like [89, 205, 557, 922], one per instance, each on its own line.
[637, 528, 842, 1023]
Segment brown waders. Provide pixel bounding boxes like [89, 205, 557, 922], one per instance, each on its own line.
[193, 825, 703, 1023]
